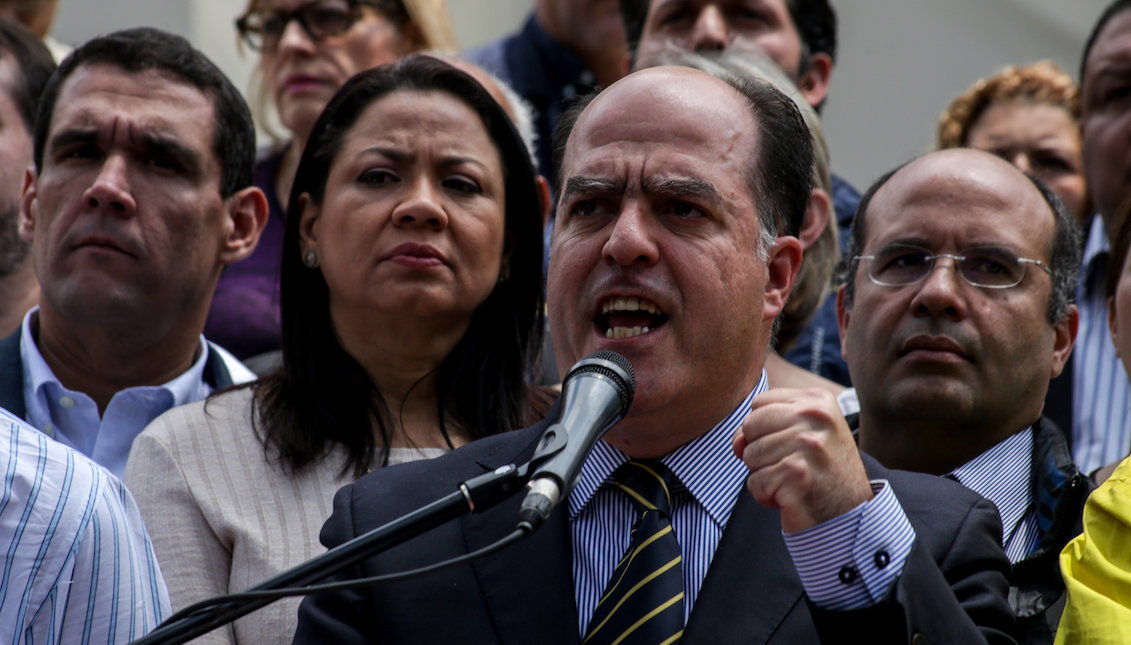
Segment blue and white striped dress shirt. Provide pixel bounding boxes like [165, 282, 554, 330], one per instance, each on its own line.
[569, 372, 916, 634]
[1074, 216, 1131, 473]
[0, 407, 169, 644]
[946, 427, 1037, 563]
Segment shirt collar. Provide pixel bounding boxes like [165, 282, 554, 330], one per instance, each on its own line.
[1080, 215, 1111, 294]
[569, 371, 768, 528]
[946, 426, 1034, 542]
[20, 306, 212, 435]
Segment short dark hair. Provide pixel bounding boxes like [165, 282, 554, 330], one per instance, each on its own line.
[552, 68, 813, 242]
[32, 27, 254, 197]
[0, 20, 54, 132]
[256, 54, 546, 478]
[843, 158, 1081, 324]
[1081, 0, 1131, 85]
[618, 0, 838, 68]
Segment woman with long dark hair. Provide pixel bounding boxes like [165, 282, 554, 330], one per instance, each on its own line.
[125, 55, 551, 644]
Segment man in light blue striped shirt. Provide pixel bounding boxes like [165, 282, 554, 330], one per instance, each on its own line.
[295, 63, 1014, 644]
[0, 405, 169, 642]
[1071, 0, 1131, 476]
[840, 149, 1092, 642]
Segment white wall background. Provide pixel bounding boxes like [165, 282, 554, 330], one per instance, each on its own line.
[50, 0, 1107, 189]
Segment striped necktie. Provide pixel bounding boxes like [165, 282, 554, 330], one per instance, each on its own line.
[583, 460, 684, 645]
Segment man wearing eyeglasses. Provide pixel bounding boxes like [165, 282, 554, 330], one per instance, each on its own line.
[837, 148, 1091, 642]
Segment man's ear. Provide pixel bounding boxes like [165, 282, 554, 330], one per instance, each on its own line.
[1050, 304, 1080, 379]
[218, 186, 268, 265]
[799, 187, 831, 251]
[762, 235, 803, 321]
[535, 175, 552, 228]
[836, 284, 851, 361]
[18, 167, 37, 243]
[797, 52, 833, 109]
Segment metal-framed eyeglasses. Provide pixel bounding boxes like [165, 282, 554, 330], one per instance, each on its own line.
[235, 0, 385, 53]
[853, 243, 1052, 289]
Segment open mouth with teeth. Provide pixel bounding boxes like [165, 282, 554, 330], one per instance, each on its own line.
[596, 296, 668, 339]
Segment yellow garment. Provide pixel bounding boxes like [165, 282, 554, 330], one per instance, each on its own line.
[1057, 457, 1131, 643]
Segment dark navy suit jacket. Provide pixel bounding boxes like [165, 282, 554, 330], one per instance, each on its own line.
[294, 414, 1017, 644]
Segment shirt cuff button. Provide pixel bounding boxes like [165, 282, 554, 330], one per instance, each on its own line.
[838, 565, 858, 584]
[874, 549, 891, 569]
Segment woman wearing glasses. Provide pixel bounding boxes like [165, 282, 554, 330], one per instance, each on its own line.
[125, 55, 551, 644]
[205, 0, 454, 363]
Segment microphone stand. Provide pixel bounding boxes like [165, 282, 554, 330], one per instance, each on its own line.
[131, 463, 528, 645]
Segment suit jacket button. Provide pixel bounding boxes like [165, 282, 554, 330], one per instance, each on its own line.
[911, 634, 928, 645]
[874, 549, 891, 569]
[838, 565, 858, 584]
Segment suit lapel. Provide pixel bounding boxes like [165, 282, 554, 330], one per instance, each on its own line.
[463, 410, 581, 645]
[682, 492, 806, 644]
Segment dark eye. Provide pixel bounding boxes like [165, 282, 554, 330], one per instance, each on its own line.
[146, 154, 181, 172]
[358, 169, 396, 185]
[662, 201, 703, 219]
[1031, 153, 1074, 174]
[961, 249, 1022, 286]
[872, 247, 930, 283]
[442, 176, 482, 194]
[657, 7, 695, 28]
[305, 6, 351, 36]
[58, 144, 102, 163]
[571, 200, 599, 217]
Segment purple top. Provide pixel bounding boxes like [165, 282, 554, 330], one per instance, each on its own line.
[204, 148, 286, 359]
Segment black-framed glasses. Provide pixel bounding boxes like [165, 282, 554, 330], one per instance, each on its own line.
[853, 243, 1052, 289]
[235, 0, 381, 53]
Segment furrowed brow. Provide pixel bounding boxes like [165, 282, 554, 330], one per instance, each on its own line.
[561, 175, 625, 202]
[642, 175, 723, 207]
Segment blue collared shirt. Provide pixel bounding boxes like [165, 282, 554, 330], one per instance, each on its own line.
[20, 308, 213, 477]
[1073, 216, 1131, 473]
[947, 427, 1037, 563]
[569, 371, 915, 633]
[0, 406, 169, 642]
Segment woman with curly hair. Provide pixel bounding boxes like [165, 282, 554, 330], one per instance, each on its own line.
[938, 61, 1089, 225]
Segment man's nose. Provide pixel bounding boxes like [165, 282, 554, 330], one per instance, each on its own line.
[82, 155, 136, 217]
[690, 7, 730, 52]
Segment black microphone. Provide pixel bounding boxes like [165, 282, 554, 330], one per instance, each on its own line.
[517, 350, 634, 532]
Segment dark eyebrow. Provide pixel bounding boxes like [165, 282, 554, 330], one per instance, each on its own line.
[560, 175, 626, 202]
[135, 131, 203, 175]
[46, 128, 99, 156]
[642, 175, 723, 208]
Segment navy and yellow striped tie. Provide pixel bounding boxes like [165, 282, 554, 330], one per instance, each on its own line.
[584, 460, 684, 645]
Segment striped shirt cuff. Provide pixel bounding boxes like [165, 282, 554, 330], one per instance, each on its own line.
[782, 480, 915, 610]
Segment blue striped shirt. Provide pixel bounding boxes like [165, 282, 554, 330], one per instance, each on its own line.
[947, 427, 1037, 563]
[569, 372, 916, 633]
[0, 406, 169, 643]
[1074, 216, 1131, 473]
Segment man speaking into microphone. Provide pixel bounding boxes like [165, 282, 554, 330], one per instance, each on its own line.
[295, 63, 1015, 643]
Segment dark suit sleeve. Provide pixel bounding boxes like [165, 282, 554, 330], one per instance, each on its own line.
[293, 482, 376, 645]
[810, 489, 1016, 644]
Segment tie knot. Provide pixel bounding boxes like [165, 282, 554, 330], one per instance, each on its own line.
[614, 460, 677, 516]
